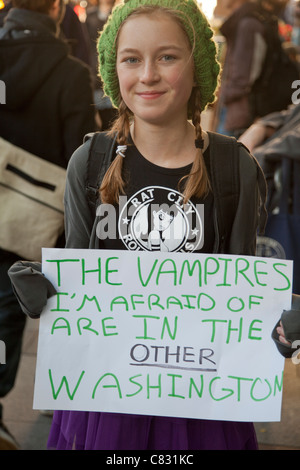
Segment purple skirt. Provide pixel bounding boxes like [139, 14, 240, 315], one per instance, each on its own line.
[47, 411, 258, 450]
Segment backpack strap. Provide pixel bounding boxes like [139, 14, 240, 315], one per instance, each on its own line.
[208, 132, 240, 251]
[85, 131, 117, 213]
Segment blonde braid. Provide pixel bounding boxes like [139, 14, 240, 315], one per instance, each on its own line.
[180, 87, 211, 203]
[100, 100, 131, 205]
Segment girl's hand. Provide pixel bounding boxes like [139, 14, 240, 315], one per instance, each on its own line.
[276, 321, 291, 346]
[8, 261, 56, 318]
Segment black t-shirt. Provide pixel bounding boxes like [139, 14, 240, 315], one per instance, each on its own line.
[97, 144, 215, 253]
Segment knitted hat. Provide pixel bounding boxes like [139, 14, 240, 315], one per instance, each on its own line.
[98, 0, 220, 112]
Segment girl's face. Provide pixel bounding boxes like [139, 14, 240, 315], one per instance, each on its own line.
[116, 12, 195, 126]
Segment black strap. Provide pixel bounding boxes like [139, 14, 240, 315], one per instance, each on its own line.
[208, 131, 267, 250]
[85, 131, 117, 212]
[208, 131, 240, 251]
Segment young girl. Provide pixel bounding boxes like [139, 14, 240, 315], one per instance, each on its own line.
[9, 0, 268, 450]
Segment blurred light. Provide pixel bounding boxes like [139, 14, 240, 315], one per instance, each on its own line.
[198, 0, 217, 19]
[0, 0, 5, 10]
[73, 3, 86, 22]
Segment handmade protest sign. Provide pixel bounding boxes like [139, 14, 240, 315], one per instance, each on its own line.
[33, 248, 292, 422]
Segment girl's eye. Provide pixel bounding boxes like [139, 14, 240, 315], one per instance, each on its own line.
[161, 55, 176, 62]
[124, 57, 139, 64]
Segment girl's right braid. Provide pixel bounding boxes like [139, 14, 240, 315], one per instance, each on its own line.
[116, 99, 131, 146]
[180, 87, 210, 202]
[100, 101, 131, 204]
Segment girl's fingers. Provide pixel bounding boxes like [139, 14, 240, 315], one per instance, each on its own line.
[277, 323, 291, 345]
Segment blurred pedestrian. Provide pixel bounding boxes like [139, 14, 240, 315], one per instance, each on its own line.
[240, 105, 300, 293]
[217, 0, 297, 137]
[85, 0, 118, 129]
[239, 103, 300, 157]
[240, 103, 300, 205]
[0, 0, 97, 449]
[60, 3, 91, 65]
[240, 106, 300, 355]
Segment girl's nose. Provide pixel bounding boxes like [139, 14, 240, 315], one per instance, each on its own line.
[140, 60, 160, 84]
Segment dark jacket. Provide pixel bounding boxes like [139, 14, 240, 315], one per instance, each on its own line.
[253, 104, 300, 165]
[85, 7, 110, 89]
[0, 8, 96, 168]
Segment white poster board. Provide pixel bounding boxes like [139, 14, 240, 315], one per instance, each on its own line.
[33, 248, 292, 422]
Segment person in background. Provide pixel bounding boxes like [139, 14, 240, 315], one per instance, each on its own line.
[217, 0, 291, 137]
[239, 103, 300, 156]
[85, 0, 118, 129]
[0, 0, 97, 449]
[239, 103, 300, 213]
[240, 106, 300, 359]
[60, 2, 91, 65]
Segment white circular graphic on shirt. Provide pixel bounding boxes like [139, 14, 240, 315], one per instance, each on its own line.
[118, 186, 204, 252]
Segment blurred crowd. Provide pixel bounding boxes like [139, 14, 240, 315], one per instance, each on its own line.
[0, 0, 120, 130]
[2, 0, 300, 132]
[211, 1, 300, 296]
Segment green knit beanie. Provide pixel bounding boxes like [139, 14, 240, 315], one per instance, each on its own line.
[98, 0, 220, 112]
